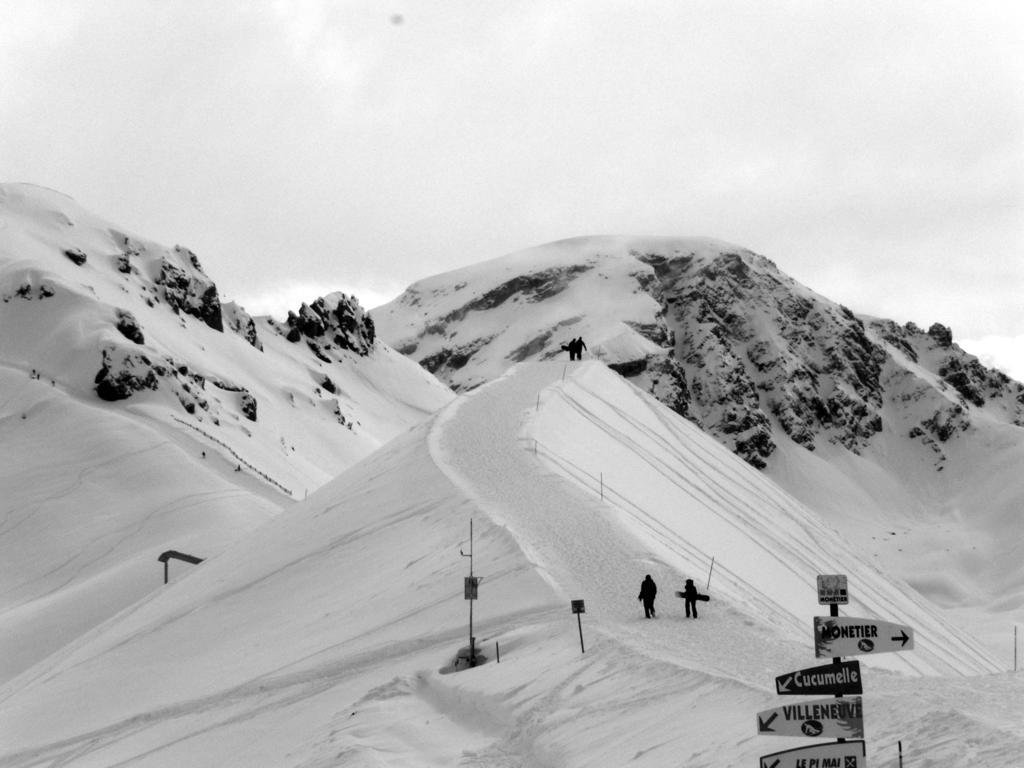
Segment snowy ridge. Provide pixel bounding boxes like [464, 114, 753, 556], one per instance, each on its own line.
[1, 360, 1019, 767]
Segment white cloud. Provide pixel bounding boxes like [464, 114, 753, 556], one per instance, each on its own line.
[959, 335, 1024, 383]
[231, 280, 403, 320]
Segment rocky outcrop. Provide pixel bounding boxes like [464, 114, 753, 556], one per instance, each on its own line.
[155, 247, 224, 332]
[64, 248, 87, 266]
[223, 302, 262, 351]
[282, 293, 375, 357]
[115, 310, 145, 345]
[94, 348, 159, 401]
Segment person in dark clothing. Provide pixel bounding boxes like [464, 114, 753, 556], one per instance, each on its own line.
[576, 337, 587, 359]
[681, 578, 699, 618]
[638, 574, 657, 618]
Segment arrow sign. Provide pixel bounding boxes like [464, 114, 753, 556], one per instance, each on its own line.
[755, 695, 864, 739]
[775, 660, 863, 696]
[759, 740, 866, 768]
[814, 615, 915, 658]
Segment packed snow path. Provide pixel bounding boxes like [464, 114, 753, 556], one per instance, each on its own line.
[431, 361, 811, 682]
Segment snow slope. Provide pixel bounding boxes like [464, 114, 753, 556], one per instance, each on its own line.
[1, 362, 1019, 767]
[0, 183, 453, 684]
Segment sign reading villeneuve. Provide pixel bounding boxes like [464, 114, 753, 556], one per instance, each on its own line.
[775, 660, 863, 696]
[759, 740, 866, 768]
[756, 695, 864, 739]
[814, 616, 914, 658]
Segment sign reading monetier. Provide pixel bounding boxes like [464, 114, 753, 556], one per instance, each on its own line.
[756, 695, 864, 739]
[814, 616, 914, 658]
[816, 574, 848, 605]
[775, 660, 863, 696]
[759, 739, 866, 768]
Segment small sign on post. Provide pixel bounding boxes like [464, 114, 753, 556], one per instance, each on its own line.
[571, 599, 586, 653]
[817, 574, 849, 605]
[464, 576, 480, 600]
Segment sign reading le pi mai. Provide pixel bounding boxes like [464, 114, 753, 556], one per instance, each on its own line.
[814, 615, 914, 659]
[759, 739, 866, 768]
[775, 660, 863, 696]
[756, 695, 864, 739]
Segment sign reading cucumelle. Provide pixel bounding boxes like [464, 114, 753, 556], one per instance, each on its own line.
[775, 660, 863, 696]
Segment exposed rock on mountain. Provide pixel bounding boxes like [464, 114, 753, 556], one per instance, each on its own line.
[374, 236, 1023, 469]
[155, 248, 224, 332]
[280, 292, 376, 358]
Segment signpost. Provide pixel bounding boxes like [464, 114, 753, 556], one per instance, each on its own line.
[758, 739, 866, 768]
[756, 695, 864, 739]
[758, 574, 916, 767]
[814, 616, 914, 659]
[775, 660, 863, 696]
[816, 574, 848, 605]
[571, 599, 586, 653]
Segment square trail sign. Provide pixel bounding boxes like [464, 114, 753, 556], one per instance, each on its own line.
[817, 574, 849, 605]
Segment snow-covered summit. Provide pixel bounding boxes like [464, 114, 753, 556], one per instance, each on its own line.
[374, 236, 1022, 468]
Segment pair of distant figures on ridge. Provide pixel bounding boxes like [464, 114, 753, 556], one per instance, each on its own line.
[561, 337, 587, 361]
[638, 574, 709, 619]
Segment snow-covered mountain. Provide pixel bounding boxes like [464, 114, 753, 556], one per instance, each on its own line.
[373, 235, 1022, 468]
[373, 235, 1024, 655]
[0, 183, 452, 681]
[1, 361, 1020, 767]
[2, 194, 1022, 767]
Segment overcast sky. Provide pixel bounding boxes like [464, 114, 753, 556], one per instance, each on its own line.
[3, 1, 1022, 378]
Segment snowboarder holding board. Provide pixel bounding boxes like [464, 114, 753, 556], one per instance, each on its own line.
[675, 578, 709, 618]
[638, 574, 657, 618]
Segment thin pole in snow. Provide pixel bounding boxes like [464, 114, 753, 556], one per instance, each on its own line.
[898, 740, 904, 768]
[600, 472, 603, 500]
[706, 557, 715, 591]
